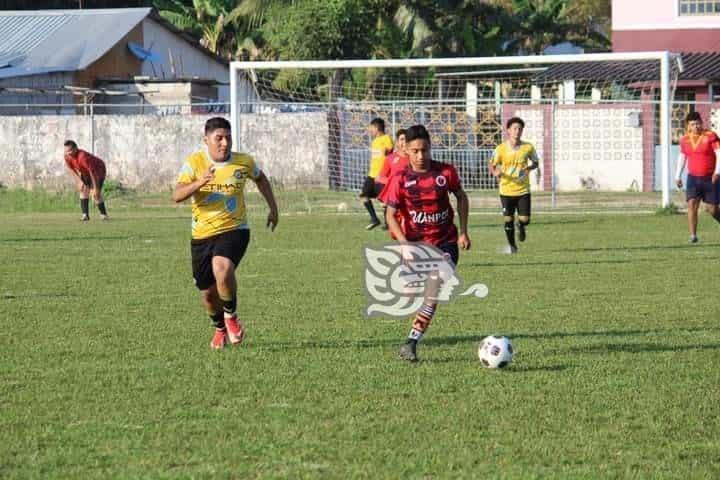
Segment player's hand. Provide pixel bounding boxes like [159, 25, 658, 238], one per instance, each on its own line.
[399, 242, 414, 264]
[492, 169, 501, 178]
[75, 179, 84, 191]
[199, 166, 215, 186]
[713, 174, 720, 184]
[267, 209, 279, 231]
[676, 178, 683, 189]
[91, 189, 101, 202]
[458, 233, 471, 250]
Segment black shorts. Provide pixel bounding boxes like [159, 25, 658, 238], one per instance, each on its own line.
[500, 194, 531, 217]
[81, 175, 105, 189]
[686, 175, 719, 204]
[438, 243, 459, 267]
[360, 177, 383, 198]
[190, 229, 250, 290]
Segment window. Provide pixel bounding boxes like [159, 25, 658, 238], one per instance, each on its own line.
[679, 0, 720, 15]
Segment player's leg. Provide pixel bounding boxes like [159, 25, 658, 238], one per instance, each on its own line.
[360, 177, 380, 230]
[79, 179, 90, 221]
[95, 176, 109, 220]
[688, 198, 700, 242]
[211, 230, 250, 344]
[400, 244, 459, 362]
[192, 239, 226, 349]
[200, 285, 227, 349]
[686, 176, 700, 242]
[501, 196, 518, 253]
[374, 182, 388, 230]
[517, 194, 531, 242]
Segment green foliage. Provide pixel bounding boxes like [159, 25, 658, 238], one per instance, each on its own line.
[263, 0, 375, 60]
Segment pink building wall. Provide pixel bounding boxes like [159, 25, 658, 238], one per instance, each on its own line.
[612, 0, 720, 52]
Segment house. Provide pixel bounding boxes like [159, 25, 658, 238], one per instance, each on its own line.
[0, 8, 255, 113]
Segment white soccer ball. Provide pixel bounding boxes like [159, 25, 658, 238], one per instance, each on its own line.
[337, 202, 348, 213]
[478, 335, 514, 368]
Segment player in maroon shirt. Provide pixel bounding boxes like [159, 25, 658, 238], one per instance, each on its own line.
[675, 112, 720, 243]
[381, 125, 471, 362]
[64, 140, 108, 221]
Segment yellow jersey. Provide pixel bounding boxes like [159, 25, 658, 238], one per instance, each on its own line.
[491, 141, 539, 196]
[177, 150, 261, 240]
[368, 134, 393, 178]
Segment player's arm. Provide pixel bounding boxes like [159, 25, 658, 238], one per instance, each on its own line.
[527, 149, 540, 171]
[489, 150, 502, 178]
[385, 205, 406, 242]
[454, 187, 471, 250]
[675, 152, 687, 188]
[253, 172, 279, 231]
[714, 142, 720, 184]
[172, 167, 214, 203]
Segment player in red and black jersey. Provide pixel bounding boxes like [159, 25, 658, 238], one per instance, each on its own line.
[381, 124, 471, 362]
[675, 112, 720, 243]
[63, 140, 109, 221]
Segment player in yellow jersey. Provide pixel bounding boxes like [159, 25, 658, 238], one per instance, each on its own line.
[360, 117, 393, 230]
[489, 117, 540, 254]
[173, 117, 279, 349]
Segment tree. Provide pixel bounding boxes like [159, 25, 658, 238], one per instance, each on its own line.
[505, 0, 609, 54]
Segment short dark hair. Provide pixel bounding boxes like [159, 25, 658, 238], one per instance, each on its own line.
[370, 117, 385, 132]
[396, 128, 407, 140]
[506, 117, 525, 129]
[205, 117, 231, 135]
[405, 125, 431, 144]
[686, 111, 702, 124]
[64, 140, 78, 149]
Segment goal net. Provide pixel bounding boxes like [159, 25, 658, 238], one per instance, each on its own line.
[230, 53, 683, 212]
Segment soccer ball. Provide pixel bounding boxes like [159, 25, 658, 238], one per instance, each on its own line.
[478, 335, 514, 368]
[337, 202, 348, 213]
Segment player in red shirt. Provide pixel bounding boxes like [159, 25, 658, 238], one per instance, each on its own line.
[675, 112, 720, 243]
[381, 125, 470, 362]
[64, 140, 108, 221]
[376, 128, 409, 230]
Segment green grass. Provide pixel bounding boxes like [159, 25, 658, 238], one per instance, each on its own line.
[1, 193, 719, 479]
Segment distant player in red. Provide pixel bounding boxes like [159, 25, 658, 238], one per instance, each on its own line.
[63, 140, 108, 221]
[675, 112, 720, 243]
[376, 129, 408, 230]
[382, 124, 470, 362]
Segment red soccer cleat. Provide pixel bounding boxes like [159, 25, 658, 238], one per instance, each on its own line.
[210, 329, 228, 350]
[224, 315, 245, 345]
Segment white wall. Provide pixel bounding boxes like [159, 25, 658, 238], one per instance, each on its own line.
[141, 18, 229, 101]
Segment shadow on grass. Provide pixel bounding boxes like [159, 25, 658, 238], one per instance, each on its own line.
[567, 342, 720, 354]
[2, 292, 78, 299]
[551, 243, 720, 253]
[254, 326, 719, 352]
[505, 364, 572, 373]
[466, 258, 633, 268]
[0, 235, 150, 243]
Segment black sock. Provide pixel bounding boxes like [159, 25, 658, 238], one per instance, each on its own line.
[363, 200, 379, 223]
[209, 311, 225, 330]
[220, 294, 237, 318]
[80, 199, 89, 216]
[519, 219, 529, 228]
[97, 202, 107, 215]
[504, 221, 516, 248]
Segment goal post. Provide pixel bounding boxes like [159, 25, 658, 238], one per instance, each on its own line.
[230, 52, 681, 209]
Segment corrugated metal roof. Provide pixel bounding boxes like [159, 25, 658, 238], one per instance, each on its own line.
[0, 8, 151, 79]
[536, 53, 720, 83]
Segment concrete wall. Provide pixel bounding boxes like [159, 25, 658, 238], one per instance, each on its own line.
[0, 112, 328, 190]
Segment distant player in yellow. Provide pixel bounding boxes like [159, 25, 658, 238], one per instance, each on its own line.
[489, 117, 540, 254]
[360, 117, 393, 230]
[173, 117, 279, 349]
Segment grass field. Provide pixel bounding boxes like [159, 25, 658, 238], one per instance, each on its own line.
[1, 190, 719, 479]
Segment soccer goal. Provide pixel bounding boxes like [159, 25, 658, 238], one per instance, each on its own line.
[230, 52, 683, 211]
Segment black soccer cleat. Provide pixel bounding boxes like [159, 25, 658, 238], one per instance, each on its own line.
[399, 343, 418, 362]
[518, 223, 526, 242]
[366, 220, 381, 231]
